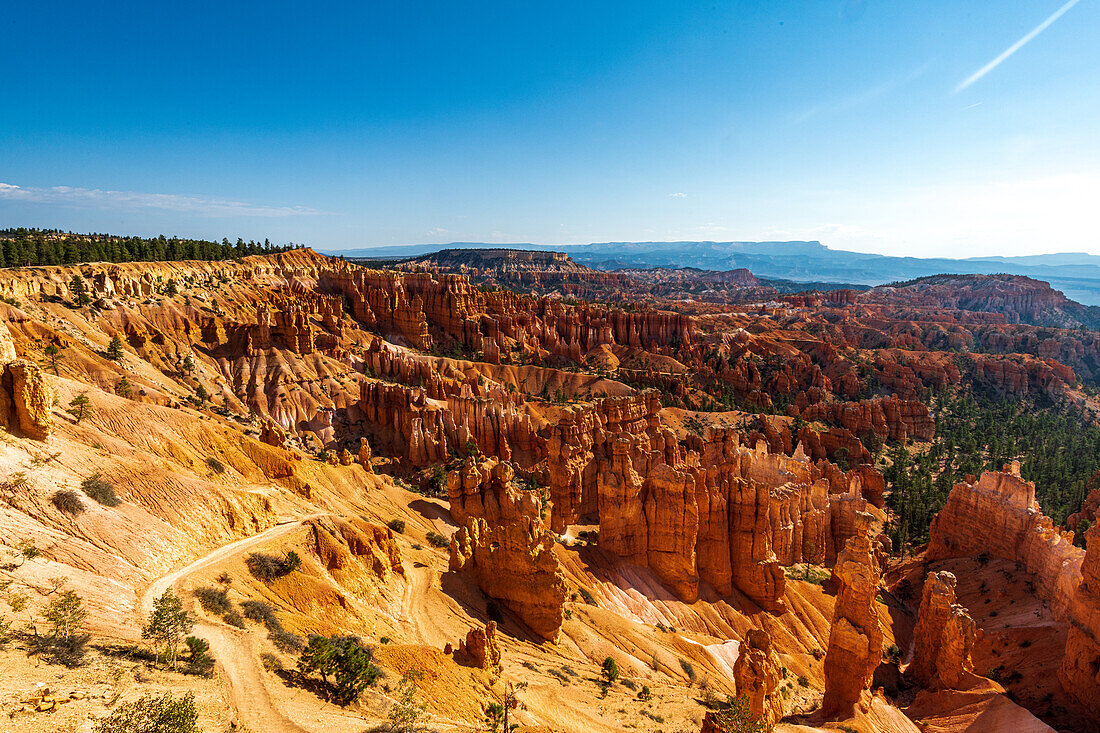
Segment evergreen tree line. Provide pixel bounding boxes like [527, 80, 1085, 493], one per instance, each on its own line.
[0, 228, 298, 268]
[883, 388, 1100, 551]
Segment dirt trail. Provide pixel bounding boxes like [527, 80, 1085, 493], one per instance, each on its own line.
[140, 517, 323, 733]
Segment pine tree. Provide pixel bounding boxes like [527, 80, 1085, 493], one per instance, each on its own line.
[68, 393, 91, 424]
[69, 274, 91, 306]
[106, 334, 125, 361]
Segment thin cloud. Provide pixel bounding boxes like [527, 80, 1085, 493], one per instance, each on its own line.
[792, 60, 935, 125]
[955, 0, 1081, 93]
[0, 182, 324, 217]
[668, 192, 688, 198]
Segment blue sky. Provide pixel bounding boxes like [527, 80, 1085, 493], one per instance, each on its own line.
[2, 1, 1098, 257]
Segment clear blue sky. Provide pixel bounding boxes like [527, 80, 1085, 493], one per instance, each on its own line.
[2, 1, 1098, 257]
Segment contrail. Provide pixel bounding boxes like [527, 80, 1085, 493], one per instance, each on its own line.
[955, 0, 1082, 93]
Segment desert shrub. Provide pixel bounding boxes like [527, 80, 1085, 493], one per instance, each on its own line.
[245, 551, 300, 581]
[883, 644, 901, 663]
[426, 531, 449, 548]
[387, 519, 406, 533]
[184, 636, 215, 677]
[261, 652, 283, 671]
[797, 675, 809, 687]
[93, 691, 199, 733]
[193, 586, 232, 616]
[621, 677, 636, 691]
[297, 634, 380, 705]
[51, 489, 85, 515]
[7, 592, 28, 612]
[206, 457, 226, 474]
[637, 684, 651, 701]
[679, 658, 696, 683]
[578, 587, 596, 605]
[270, 627, 305, 653]
[242, 600, 278, 626]
[707, 695, 768, 733]
[223, 609, 246, 628]
[81, 473, 121, 507]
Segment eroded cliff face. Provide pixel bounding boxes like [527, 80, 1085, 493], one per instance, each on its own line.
[909, 571, 977, 690]
[823, 512, 883, 717]
[928, 463, 1082, 614]
[448, 470, 567, 642]
[0, 359, 53, 440]
[1061, 524, 1100, 717]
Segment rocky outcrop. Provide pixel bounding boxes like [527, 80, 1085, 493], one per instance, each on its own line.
[456, 621, 502, 675]
[305, 516, 404, 590]
[0, 360, 52, 440]
[449, 481, 567, 642]
[928, 463, 1081, 614]
[732, 628, 785, 728]
[800, 397, 934, 443]
[447, 456, 536, 526]
[909, 571, 977, 690]
[1060, 524, 1100, 718]
[823, 511, 883, 717]
[357, 381, 447, 465]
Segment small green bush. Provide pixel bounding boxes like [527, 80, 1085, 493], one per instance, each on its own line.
[193, 586, 232, 616]
[426, 531, 449, 548]
[387, 518, 406, 533]
[246, 551, 300, 581]
[81, 473, 121, 507]
[93, 692, 199, 733]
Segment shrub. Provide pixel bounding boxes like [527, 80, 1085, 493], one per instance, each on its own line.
[52, 489, 85, 515]
[206, 457, 226, 474]
[184, 636, 215, 677]
[246, 551, 300, 581]
[93, 692, 199, 733]
[270, 628, 305, 653]
[578, 587, 596, 605]
[679, 658, 696, 683]
[637, 685, 652, 701]
[297, 634, 381, 705]
[387, 519, 406, 534]
[223, 609, 246, 628]
[260, 652, 283, 671]
[81, 473, 121, 506]
[193, 586, 232, 616]
[707, 695, 768, 733]
[426, 531, 449, 548]
[797, 675, 809, 687]
[242, 600, 278, 626]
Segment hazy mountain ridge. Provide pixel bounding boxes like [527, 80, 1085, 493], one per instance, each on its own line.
[330, 241, 1100, 305]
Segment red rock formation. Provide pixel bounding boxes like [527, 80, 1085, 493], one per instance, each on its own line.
[0, 360, 52, 440]
[927, 463, 1081, 613]
[800, 397, 934, 443]
[823, 511, 883, 717]
[909, 571, 977, 690]
[449, 481, 567, 642]
[305, 516, 404, 589]
[357, 381, 447, 466]
[456, 621, 502, 675]
[732, 628, 785, 728]
[1060, 524, 1100, 717]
